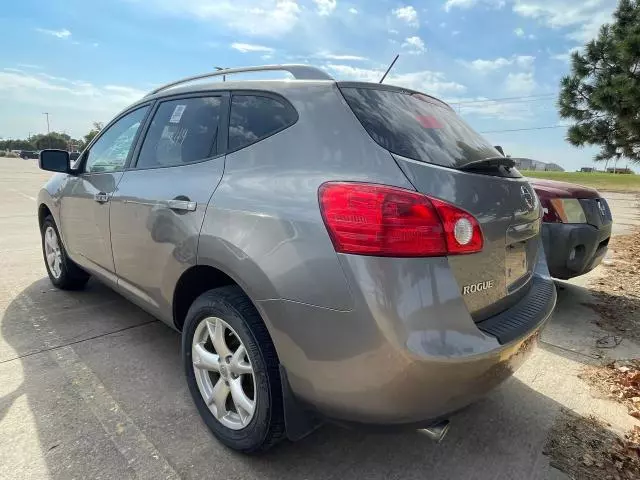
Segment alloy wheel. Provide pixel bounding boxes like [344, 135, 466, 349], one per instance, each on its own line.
[44, 226, 63, 279]
[191, 317, 256, 430]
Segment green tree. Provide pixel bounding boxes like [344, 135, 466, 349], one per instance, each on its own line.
[31, 132, 72, 150]
[81, 122, 104, 150]
[0, 139, 36, 150]
[558, 0, 640, 166]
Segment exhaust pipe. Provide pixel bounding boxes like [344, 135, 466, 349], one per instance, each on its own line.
[418, 420, 450, 443]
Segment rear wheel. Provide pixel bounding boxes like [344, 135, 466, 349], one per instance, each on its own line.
[41, 216, 90, 290]
[182, 286, 286, 453]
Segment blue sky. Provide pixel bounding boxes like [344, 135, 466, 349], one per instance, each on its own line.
[0, 0, 624, 171]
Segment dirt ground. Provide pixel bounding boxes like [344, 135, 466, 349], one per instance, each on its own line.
[584, 229, 640, 344]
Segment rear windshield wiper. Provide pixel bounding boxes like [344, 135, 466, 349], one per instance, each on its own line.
[459, 156, 516, 171]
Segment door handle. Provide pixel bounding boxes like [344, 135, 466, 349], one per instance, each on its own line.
[166, 198, 197, 212]
[94, 192, 109, 203]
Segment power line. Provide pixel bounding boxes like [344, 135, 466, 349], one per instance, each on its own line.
[450, 94, 556, 106]
[480, 124, 570, 134]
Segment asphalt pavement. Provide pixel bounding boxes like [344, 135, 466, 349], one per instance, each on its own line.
[1, 159, 638, 480]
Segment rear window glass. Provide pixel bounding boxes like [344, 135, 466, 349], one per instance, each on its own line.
[228, 95, 297, 152]
[340, 86, 500, 169]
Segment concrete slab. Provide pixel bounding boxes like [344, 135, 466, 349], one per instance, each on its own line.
[0, 159, 637, 479]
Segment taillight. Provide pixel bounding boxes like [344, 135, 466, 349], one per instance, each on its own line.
[540, 198, 562, 223]
[318, 182, 483, 257]
[540, 197, 587, 223]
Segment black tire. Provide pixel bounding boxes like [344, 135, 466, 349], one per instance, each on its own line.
[182, 286, 286, 453]
[41, 216, 90, 290]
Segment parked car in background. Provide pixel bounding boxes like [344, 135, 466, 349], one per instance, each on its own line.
[530, 178, 612, 279]
[19, 150, 39, 160]
[36, 64, 556, 453]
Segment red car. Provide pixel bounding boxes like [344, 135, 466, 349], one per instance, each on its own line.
[530, 178, 612, 279]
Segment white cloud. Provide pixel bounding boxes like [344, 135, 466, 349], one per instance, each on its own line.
[141, 0, 301, 37]
[444, 0, 488, 12]
[17, 63, 42, 69]
[230, 42, 275, 53]
[392, 6, 419, 27]
[313, 0, 336, 16]
[466, 57, 512, 71]
[445, 0, 614, 42]
[450, 96, 538, 120]
[452, 30, 460, 36]
[514, 27, 525, 37]
[463, 55, 535, 72]
[313, 51, 368, 61]
[389, 28, 399, 34]
[440, 22, 447, 27]
[512, 0, 615, 42]
[504, 71, 537, 95]
[0, 70, 145, 137]
[402, 36, 426, 54]
[550, 46, 581, 62]
[35, 28, 71, 39]
[324, 64, 466, 97]
[348, 7, 358, 14]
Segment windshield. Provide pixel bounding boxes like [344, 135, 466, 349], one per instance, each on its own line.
[339, 85, 502, 169]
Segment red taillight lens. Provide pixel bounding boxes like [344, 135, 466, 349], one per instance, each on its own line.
[318, 182, 483, 257]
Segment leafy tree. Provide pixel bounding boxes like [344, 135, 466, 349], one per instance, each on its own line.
[558, 0, 640, 166]
[81, 122, 104, 150]
[0, 139, 36, 150]
[31, 132, 72, 150]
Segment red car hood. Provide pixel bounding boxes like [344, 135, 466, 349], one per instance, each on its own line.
[528, 177, 601, 199]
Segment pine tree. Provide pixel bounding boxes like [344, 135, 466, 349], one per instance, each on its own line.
[558, 0, 640, 165]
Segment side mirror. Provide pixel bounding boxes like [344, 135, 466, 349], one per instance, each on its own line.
[39, 149, 70, 173]
[494, 145, 505, 156]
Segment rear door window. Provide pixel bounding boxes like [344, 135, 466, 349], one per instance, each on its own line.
[136, 96, 222, 169]
[339, 85, 500, 169]
[228, 95, 297, 151]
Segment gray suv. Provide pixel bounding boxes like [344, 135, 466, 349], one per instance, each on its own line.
[37, 65, 556, 453]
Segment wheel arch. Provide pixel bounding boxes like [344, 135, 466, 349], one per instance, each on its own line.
[172, 262, 274, 333]
[38, 203, 53, 231]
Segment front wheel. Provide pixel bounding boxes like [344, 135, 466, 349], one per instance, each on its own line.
[41, 216, 90, 290]
[182, 286, 286, 453]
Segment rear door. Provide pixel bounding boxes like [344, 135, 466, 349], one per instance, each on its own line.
[109, 93, 228, 320]
[339, 84, 541, 319]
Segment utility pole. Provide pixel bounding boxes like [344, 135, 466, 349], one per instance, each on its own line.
[215, 66, 226, 82]
[42, 112, 50, 134]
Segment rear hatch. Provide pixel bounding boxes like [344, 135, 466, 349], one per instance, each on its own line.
[339, 83, 541, 320]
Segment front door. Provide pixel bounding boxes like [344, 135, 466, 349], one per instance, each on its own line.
[59, 105, 150, 278]
[109, 94, 227, 320]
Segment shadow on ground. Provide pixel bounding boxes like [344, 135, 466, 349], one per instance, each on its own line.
[2, 276, 631, 479]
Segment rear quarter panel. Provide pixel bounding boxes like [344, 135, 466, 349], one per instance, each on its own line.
[197, 83, 415, 310]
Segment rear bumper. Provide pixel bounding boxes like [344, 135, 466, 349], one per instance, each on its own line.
[541, 222, 611, 279]
[259, 254, 556, 426]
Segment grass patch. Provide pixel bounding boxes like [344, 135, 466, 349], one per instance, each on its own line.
[522, 170, 640, 192]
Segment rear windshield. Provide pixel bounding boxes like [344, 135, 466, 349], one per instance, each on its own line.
[340, 85, 501, 169]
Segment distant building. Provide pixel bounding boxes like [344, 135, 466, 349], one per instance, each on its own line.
[545, 163, 564, 171]
[580, 167, 594, 172]
[513, 158, 564, 171]
[606, 167, 634, 174]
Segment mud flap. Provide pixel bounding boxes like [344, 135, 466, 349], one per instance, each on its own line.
[279, 365, 323, 441]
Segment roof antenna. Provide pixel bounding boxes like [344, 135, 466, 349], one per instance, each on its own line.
[379, 54, 399, 84]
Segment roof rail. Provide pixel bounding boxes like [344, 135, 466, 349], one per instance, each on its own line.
[146, 64, 334, 96]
